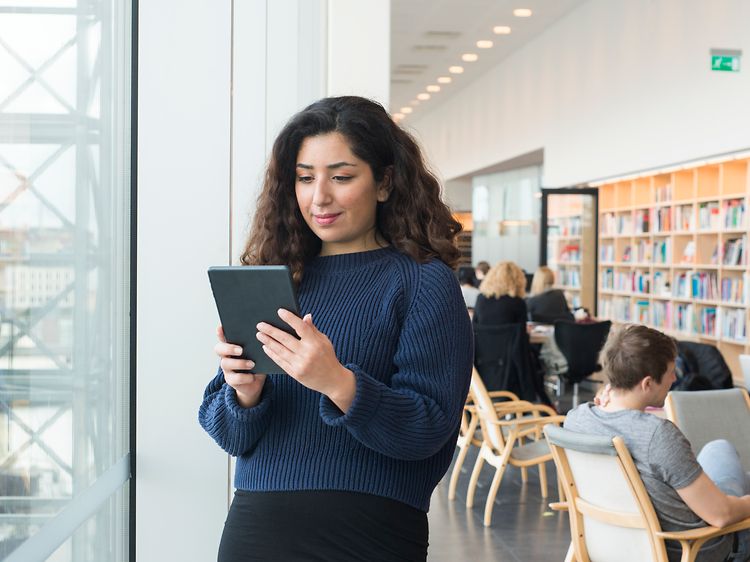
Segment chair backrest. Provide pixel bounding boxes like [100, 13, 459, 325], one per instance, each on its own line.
[469, 368, 506, 452]
[665, 388, 750, 473]
[474, 323, 537, 401]
[544, 425, 667, 562]
[554, 320, 612, 383]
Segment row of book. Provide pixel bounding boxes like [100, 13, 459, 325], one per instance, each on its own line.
[601, 201, 747, 235]
[557, 267, 581, 288]
[597, 298, 748, 341]
[677, 237, 746, 265]
[602, 269, 747, 304]
[548, 216, 583, 237]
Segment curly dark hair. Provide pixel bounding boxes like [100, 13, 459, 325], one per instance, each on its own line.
[240, 96, 462, 283]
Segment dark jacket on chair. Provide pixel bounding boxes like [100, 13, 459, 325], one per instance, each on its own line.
[474, 323, 552, 405]
[526, 289, 574, 324]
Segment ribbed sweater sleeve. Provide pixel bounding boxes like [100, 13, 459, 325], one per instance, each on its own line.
[319, 261, 473, 460]
[198, 368, 275, 456]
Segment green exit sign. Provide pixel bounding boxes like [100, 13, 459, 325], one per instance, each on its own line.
[711, 50, 741, 72]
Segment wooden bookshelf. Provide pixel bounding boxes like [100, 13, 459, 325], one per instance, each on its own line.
[547, 195, 596, 312]
[453, 211, 473, 267]
[597, 158, 750, 384]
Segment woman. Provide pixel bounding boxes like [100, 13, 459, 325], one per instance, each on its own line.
[526, 266, 574, 323]
[526, 266, 571, 378]
[198, 96, 473, 562]
[473, 261, 528, 325]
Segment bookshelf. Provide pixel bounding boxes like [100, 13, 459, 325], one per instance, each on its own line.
[597, 158, 750, 384]
[546, 193, 597, 312]
[453, 211, 473, 267]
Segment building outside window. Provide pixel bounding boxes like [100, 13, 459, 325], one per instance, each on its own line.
[0, 1, 132, 560]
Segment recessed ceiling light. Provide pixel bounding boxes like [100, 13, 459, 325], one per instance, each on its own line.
[513, 8, 532, 17]
[400, 107, 413, 114]
[437, 76, 452, 84]
[476, 40, 493, 49]
[417, 93, 431, 100]
[493, 25, 512, 35]
[462, 53, 479, 62]
[426, 85, 441, 92]
[449, 66, 464, 74]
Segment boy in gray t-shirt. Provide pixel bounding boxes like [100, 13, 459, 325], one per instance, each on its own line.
[564, 325, 750, 562]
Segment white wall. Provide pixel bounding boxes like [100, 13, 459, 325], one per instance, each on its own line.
[411, 0, 750, 186]
[137, 1, 231, 560]
[327, 0, 390, 106]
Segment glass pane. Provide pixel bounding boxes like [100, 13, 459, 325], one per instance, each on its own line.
[546, 193, 597, 313]
[0, 1, 131, 560]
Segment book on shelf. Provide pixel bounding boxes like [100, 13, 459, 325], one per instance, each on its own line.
[636, 240, 650, 262]
[655, 183, 672, 203]
[652, 240, 670, 264]
[676, 204, 694, 231]
[634, 300, 649, 324]
[690, 272, 719, 300]
[722, 308, 747, 341]
[600, 245, 614, 262]
[698, 201, 721, 230]
[722, 236, 746, 266]
[699, 307, 717, 337]
[622, 245, 632, 262]
[720, 275, 747, 304]
[723, 198, 745, 229]
[681, 240, 696, 263]
[559, 244, 581, 262]
[674, 303, 694, 333]
[635, 210, 650, 234]
[673, 272, 689, 298]
[655, 207, 671, 232]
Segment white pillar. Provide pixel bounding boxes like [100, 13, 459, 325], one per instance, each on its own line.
[136, 1, 231, 560]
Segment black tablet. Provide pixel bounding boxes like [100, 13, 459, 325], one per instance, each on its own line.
[208, 265, 300, 374]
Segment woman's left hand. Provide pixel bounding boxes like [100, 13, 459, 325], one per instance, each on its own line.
[256, 309, 356, 413]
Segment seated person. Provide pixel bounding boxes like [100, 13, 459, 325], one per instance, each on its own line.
[473, 261, 527, 326]
[526, 266, 574, 323]
[474, 260, 490, 288]
[565, 324, 750, 562]
[457, 266, 480, 309]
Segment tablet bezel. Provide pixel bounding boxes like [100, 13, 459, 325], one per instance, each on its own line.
[207, 265, 300, 375]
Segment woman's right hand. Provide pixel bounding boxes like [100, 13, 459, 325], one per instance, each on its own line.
[215, 325, 267, 408]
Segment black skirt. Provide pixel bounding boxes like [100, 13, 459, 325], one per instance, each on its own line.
[217, 490, 428, 562]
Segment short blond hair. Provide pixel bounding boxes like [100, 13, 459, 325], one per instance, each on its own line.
[479, 261, 526, 298]
[530, 266, 555, 296]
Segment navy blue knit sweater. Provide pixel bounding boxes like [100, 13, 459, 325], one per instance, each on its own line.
[199, 247, 473, 512]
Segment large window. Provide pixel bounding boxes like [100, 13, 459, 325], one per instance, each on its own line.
[0, 1, 132, 560]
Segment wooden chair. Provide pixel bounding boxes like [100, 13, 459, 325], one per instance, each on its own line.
[466, 370, 565, 526]
[448, 368, 522, 501]
[544, 424, 750, 562]
[665, 388, 750, 474]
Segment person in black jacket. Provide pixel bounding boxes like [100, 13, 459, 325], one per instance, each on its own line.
[526, 266, 574, 323]
[473, 261, 527, 325]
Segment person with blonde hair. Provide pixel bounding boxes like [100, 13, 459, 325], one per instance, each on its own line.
[473, 261, 528, 325]
[526, 266, 573, 324]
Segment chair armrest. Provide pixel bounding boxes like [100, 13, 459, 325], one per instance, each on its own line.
[491, 415, 566, 428]
[549, 501, 568, 512]
[488, 390, 521, 401]
[655, 516, 750, 541]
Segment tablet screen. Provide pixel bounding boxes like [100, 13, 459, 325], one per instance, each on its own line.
[208, 265, 299, 374]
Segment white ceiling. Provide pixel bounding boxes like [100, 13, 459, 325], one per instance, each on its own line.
[390, 0, 588, 122]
